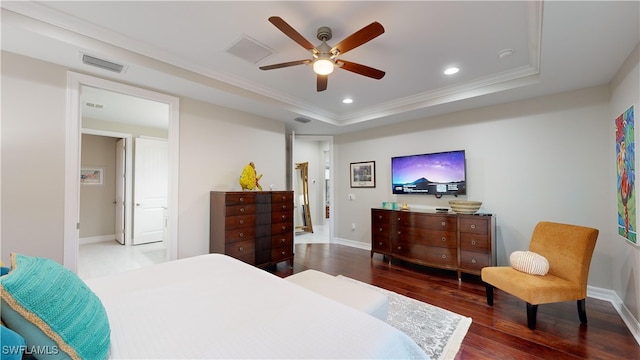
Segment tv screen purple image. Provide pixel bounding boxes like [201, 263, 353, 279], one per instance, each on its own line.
[391, 150, 466, 195]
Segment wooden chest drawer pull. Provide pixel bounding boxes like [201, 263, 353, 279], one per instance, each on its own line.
[281, 205, 287, 210]
[281, 251, 287, 256]
[441, 254, 447, 259]
[470, 224, 476, 229]
[441, 221, 446, 227]
[471, 240, 477, 246]
[441, 237, 446, 242]
[238, 232, 244, 238]
[398, 217, 401, 221]
[397, 246, 402, 251]
[280, 238, 286, 243]
[239, 219, 244, 225]
[281, 195, 286, 201]
[238, 246, 245, 252]
[377, 215, 382, 219]
[378, 227, 383, 232]
[378, 242, 383, 246]
[239, 197, 245, 203]
[281, 214, 286, 220]
[239, 207, 245, 213]
[397, 231, 402, 235]
[471, 259, 477, 264]
[281, 225, 286, 231]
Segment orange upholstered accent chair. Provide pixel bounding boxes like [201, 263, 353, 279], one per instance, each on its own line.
[481, 221, 599, 330]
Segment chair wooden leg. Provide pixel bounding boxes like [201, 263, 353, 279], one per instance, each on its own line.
[526, 303, 538, 330]
[485, 284, 494, 306]
[577, 299, 587, 324]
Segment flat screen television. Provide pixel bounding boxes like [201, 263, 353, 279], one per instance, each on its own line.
[391, 150, 466, 196]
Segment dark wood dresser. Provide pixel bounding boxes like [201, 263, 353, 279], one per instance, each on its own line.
[210, 191, 294, 268]
[371, 208, 496, 279]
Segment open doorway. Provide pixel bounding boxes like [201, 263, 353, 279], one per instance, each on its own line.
[292, 135, 333, 244]
[64, 72, 179, 274]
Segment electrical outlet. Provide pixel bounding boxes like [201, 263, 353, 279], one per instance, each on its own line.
[348, 194, 355, 201]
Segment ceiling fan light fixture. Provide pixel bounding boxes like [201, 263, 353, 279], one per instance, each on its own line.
[313, 59, 334, 75]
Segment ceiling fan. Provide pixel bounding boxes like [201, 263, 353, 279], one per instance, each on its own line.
[259, 16, 386, 92]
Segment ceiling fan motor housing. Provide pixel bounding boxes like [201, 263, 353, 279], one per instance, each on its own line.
[317, 26, 332, 41]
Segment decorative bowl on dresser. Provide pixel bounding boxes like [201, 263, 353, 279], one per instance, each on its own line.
[371, 208, 496, 280]
[210, 191, 294, 268]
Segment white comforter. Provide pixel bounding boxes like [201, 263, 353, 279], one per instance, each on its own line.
[86, 253, 428, 359]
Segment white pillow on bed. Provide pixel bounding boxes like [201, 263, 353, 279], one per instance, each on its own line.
[510, 250, 549, 276]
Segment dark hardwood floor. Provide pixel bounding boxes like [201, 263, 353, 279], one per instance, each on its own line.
[272, 243, 640, 360]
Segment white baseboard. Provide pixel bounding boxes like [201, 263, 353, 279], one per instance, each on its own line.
[332, 239, 640, 346]
[588, 285, 640, 346]
[79, 234, 116, 245]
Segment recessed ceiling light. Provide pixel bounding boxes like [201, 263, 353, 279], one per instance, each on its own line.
[342, 98, 353, 104]
[444, 67, 459, 75]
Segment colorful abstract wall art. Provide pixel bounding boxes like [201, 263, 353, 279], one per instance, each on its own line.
[616, 105, 637, 245]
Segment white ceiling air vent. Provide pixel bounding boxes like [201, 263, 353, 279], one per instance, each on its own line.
[294, 117, 312, 124]
[226, 35, 273, 64]
[82, 54, 125, 73]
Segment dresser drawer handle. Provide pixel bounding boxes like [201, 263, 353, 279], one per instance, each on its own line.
[239, 219, 244, 225]
[281, 251, 286, 256]
[282, 205, 287, 210]
[378, 242, 383, 246]
[471, 240, 477, 246]
[441, 221, 446, 227]
[442, 254, 447, 259]
[281, 196, 286, 201]
[281, 225, 286, 231]
[378, 227, 383, 232]
[281, 215, 286, 220]
[398, 217, 401, 221]
[378, 215, 382, 219]
[441, 237, 446, 242]
[239, 197, 245, 203]
[239, 232, 244, 238]
[240, 207, 245, 213]
[238, 246, 244, 252]
[280, 238, 286, 243]
[397, 246, 402, 251]
[471, 259, 477, 264]
[470, 224, 476, 229]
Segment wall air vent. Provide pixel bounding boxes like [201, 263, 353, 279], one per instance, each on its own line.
[294, 117, 312, 124]
[82, 54, 125, 73]
[226, 35, 273, 64]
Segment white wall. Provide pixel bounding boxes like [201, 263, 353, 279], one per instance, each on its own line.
[610, 44, 640, 324]
[1, 51, 287, 264]
[1, 52, 67, 262]
[332, 44, 640, 328]
[177, 97, 286, 258]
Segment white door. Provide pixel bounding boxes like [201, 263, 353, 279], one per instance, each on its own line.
[133, 138, 168, 245]
[115, 138, 126, 244]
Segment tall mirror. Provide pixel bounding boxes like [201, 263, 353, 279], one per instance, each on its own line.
[294, 162, 313, 233]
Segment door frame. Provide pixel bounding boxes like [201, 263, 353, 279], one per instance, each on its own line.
[64, 71, 180, 271]
[81, 129, 133, 245]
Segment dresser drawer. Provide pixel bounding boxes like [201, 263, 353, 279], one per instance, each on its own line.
[372, 222, 391, 238]
[396, 212, 456, 231]
[271, 232, 293, 248]
[393, 241, 457, 267]
[225, 239, 255, 261]
[272, 201, 292, 212]
[224, 204, 256, 216]
[372, 209, 391, 224]
[460, 234, 489, 253]
[271, 210, 292, 224]
[224, 193, 255, 205]
[224, 227, 256, 242]
[372, 236, 391, 253]
[223, 215, 255, 230]
[459, 250, 491, 272]
[459, 217, 488, 235]
[272, 221, 293, 234]
[271, 246, 293, 262]
[272, 192, 293, 204]
[395, 226, 456, 248]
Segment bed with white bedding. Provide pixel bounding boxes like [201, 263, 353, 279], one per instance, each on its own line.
[85, 253, 428, 359]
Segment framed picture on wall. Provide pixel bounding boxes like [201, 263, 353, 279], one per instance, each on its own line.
[81, 167, 104, 186]
[350, 161, 376, 188]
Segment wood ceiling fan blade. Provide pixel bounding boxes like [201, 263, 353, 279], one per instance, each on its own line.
[339, 60, 385, 79]
[259, 60, 310, 70]
[330, 22, 384, 55]
[317, 75, 328, 92]
[268, 16, 316, 51]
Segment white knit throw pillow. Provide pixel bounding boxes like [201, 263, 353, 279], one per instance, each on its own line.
[510, 251, 549, 276]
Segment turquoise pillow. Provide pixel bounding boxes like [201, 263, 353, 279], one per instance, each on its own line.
[1, 325, 26, 360]
[0, 254, 110, 360]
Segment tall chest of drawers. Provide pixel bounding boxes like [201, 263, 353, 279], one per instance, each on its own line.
[210, 191, 294, 268]
[371, 208, 496, 279]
